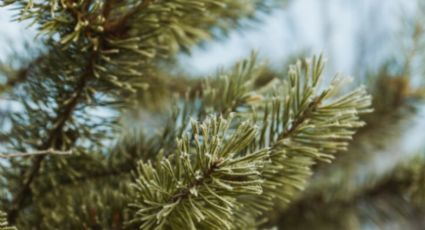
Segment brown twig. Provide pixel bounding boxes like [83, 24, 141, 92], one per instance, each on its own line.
[279, 93, 326, 139]
[0, 149, 72, 159]
[7, 64, 90, 223]
[104, 0, 154, 34]
[171, 159, 223, 202]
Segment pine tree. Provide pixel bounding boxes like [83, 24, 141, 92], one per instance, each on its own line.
[3, 0, 413, 229]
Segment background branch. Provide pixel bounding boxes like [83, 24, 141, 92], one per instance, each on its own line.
[0, 149, 72, 159]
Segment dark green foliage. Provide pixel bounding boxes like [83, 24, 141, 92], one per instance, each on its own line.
[0, 212, 15, 230]
[0, 1, 378, 229]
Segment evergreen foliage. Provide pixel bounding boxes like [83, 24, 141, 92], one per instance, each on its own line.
[0, 212, 15, 230]
[128, 56, 372, 229]
[9, 0, 425, 229]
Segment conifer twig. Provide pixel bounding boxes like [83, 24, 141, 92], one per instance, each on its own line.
[7, 68, 89, 223]
[0, 149, 72, 159]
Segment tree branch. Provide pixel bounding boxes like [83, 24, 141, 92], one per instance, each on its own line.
[279, 93, 326, 139]
[7, 64, 91, 223]
[0, 149, 72, 159]
[171, 159, 222, 202]
[6, 0, 138, 222]
[104, 0, 154, 34]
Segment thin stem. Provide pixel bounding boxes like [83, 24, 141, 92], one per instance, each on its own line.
[171, 159, 222, 202]
[0, 149, 72, 159]
[104, 0, 153, 34]
[279, 94, 325, 140]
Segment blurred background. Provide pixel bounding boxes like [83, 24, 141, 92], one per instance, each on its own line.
[2, 0, 425, 229]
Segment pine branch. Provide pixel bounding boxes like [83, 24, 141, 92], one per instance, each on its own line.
[279, 94, 325, 139]
[127, 55, 372, 229]
[103, 0, 154, 34]
[6, 58, 91, 223]
[0, 0, 381, 229]
[0, 149, 72, 159]
[129, 116, 270, 229]
[0, 211, 16, 230]
[4, 0, 141, 222]
[10, 55, 269, 200]
[265, 58, 368, 180]
[200, 52, 269, 116]
[0, 54, 372, 228]
[224, 56, 373, 226]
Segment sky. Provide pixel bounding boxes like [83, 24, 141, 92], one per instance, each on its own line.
[0, 8, 34, 57]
